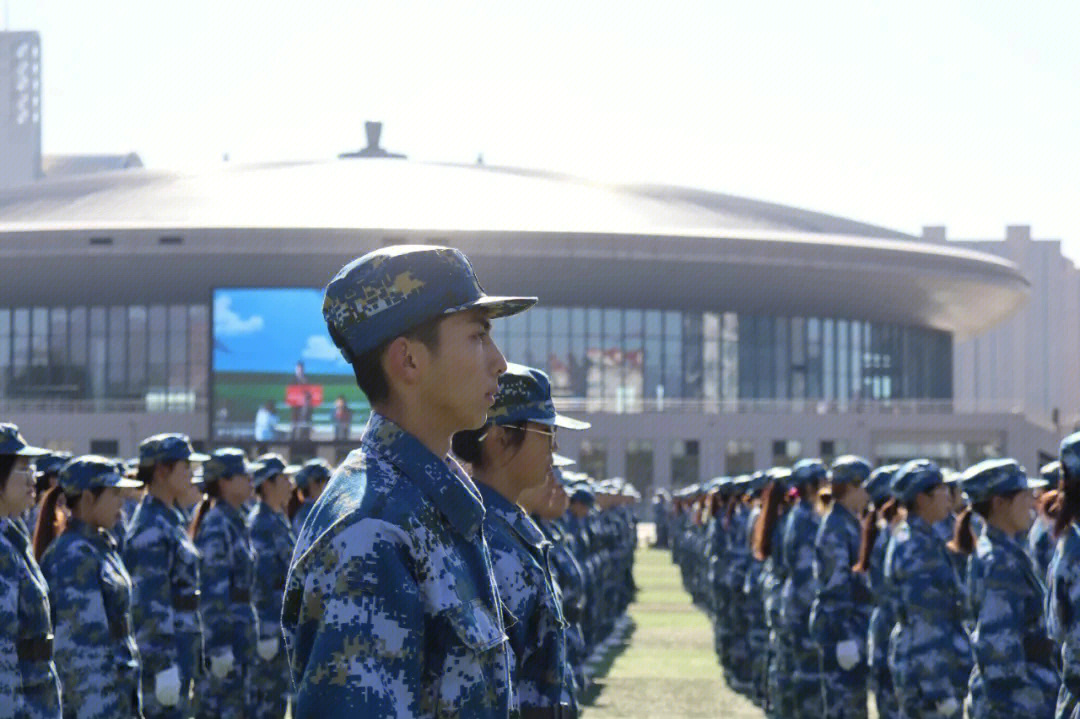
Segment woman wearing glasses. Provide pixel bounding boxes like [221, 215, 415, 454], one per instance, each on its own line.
[0, 423, 60, 718]
[453, 363, 590, 718]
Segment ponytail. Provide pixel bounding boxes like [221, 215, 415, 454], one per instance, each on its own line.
[852, 503, 881, 573]
[188, 480, 220, 539]
[752, 482, 785, 561]
[724, 494, 738, 527]
[947, 505, 980, 556]
[32, 486, 65, 560]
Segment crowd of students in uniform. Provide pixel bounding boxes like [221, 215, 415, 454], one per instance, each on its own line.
[0, 366, 640, 719]
[665, 436, 1080, 719]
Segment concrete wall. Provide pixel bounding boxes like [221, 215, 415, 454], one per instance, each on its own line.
[950, 225, 1080, 433]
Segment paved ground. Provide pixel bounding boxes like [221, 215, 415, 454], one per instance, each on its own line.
[581, 547, 766, 719]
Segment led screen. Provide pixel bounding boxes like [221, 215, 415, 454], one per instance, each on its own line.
[212, 288, 369, 442]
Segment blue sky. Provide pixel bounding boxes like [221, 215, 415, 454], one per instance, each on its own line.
[213, 289, 351, 375]
[7, 1, 1079, 257]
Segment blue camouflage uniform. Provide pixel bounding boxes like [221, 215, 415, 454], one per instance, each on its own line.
[1029, 460, 1061, 582]
[479, 484, 575, 712]
[959, 459, 1058, 718]
[248, 454, 297, 719]
[475, 362, 586, 714]
[758, 470, 793, 719]
[40, 456, 144, 718]
[780, 459, 826, 719]
[290, 458, 332, 535]
[884, 460, 972, 719]
[540, 513, 589, 698]
[722, 487, 753, 692]
[193, 449, 260, 719]
[740, 472, 770, 707]
[862, 465, 901, 719]
[1047, 432, 1080, 719]
[810, 455, 873, 719]
[281, 244, 533, 719]
[0, 425, 60, 719]
[124, 433, 208, 718]
[282, 413, 516, 718]
[1, 517, 62, 719]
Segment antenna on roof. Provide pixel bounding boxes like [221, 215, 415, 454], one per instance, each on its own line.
[339, 122, 406, 160]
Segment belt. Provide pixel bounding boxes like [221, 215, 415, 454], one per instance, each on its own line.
[17, 634, 53, 662]
[230, 588, 251, 604]
[173, 592, 200, 611]
[519, 704, 577, 719]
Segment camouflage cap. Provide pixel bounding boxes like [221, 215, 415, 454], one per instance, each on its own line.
[1061, 431, 1080, 480]
[294, 457, 334, 490]
[1041, 460, 1061, 484]
[252, 453, 297, 487]
[0, 423, 49, 457]
[323, 245, 536, 359]
[488, 363, 589, 430]
[35, 451, 73, 477]
[960, 457, 1047, 504]
[890, 459, 943, 503]
[59, 455, 143, 493]
[139, 433, 210, 466]
[203, 447, 260, 483]
[790, 458, 828, 487]
[569, 487, 595, 507]
[829, 455, 872, 485]
[863, 464, 899, 505]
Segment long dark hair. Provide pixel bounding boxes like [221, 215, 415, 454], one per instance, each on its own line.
[188, 480, 221, 539]
[853, 498, 898, 573]
[1055, 477, 1080, 538]
[949, 489, 1023, 555]
[286, 487, 304, 520]
[752, 481, 785, 561]
[33, 485, 105, 560]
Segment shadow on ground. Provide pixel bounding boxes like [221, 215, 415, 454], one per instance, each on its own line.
[580, 619, 638, 707]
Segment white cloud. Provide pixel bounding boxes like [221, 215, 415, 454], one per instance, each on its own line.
[301, 334, 346, 364]
[214, 295, 264, 337]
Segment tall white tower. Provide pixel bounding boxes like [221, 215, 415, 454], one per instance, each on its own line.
[0, 31, 41, 189]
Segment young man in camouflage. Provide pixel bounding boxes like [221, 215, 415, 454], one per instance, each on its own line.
[282, 245, 536, 718]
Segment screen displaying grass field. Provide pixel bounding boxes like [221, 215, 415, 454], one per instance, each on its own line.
[212, 288, 370, 442]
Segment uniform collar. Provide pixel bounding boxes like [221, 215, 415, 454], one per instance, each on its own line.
[215, 500, 249, 532]
[983, 522, 1022, 549]
[361, 411, 485, 538]
[476, 482, 546, 549]
[144, 493, 185, 526]
[0, 516, 29, 549]
[830, 501, 859, 526]
[907, 514, 935, 536]
[67, 517, 117, 550]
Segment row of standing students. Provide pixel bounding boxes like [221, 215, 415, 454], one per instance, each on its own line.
[671, 437, 1080, 719]
[0, 422, 333, 719]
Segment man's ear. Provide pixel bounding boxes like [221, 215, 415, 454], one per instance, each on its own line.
[382, 336, 425, 386]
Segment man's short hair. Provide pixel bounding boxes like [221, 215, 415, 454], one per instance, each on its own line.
[335, 313, 444, 405]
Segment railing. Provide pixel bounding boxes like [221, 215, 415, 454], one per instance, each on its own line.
[0, 395, 1059, 429]
[553, 397, 1048, 420]
[0, 394, 205, 414]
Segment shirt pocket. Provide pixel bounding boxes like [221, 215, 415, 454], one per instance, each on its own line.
[431, 598, 509, 714]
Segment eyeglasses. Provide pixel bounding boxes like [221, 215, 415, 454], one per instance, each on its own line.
[521, 425, 558, 450]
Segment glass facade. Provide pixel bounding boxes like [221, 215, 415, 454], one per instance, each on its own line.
[492, 306, 952, 404]
[0, 304, 209, 409]
[0, 301, 952, 413]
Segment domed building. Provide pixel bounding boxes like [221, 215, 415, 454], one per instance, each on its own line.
[0, 131, 1063, 490]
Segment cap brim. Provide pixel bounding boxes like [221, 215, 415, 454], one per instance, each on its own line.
[16, 445, 50, 457]
[1026, 477, 1051, 490]
[188, 451, 211, 462]
[552, 453, 576, 467]
[553, 414, 591, 431]
[443, 295, 537, 320]
[101, 472, 143, 488]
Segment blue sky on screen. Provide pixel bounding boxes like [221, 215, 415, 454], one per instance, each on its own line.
[213, 288, 351, 375]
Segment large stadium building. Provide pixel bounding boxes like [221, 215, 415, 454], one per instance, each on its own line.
[0, 136, 1073, 490]
[2, 29, 1076, 489]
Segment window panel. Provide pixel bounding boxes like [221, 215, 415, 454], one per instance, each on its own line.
[169, 305, 188, 389]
